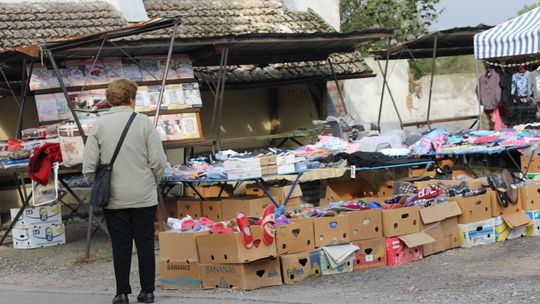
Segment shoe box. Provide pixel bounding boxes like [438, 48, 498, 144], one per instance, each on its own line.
[352, 238, 387, 270]
[519, 183, 540, 211]
[159, 259, 203, 290]
[280, 250, 321, 284]
[385, 233, 434, 266]
[419, 201, 462, 256]
[381, 204, 422, 238]
[196, 226, 277, 264]
[186, 185, 232, 199]
[490, 189, 522, 217]
[177, 198, 203, 219]
[200, 257, 282, 291]
[494, 215, 529, 242]
[526, 210, 540, 236]
[201, 199, 223, 222]
[318, 244, 357, 276]
[325, 179, 377, 203]
[224, 159, 263, 179]
[159, 231, 209, 262]
[276, 219, 315, 255]
[220, 196, 271, 220]
[10, 204, 62, 229]
[12, 223, 66, 249]
[346, 209, 383, 241]
[458, 218, 496, 248]
[312, 215, 350, 248]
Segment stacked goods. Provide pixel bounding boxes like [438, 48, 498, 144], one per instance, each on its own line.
[10, 204, 65, 249]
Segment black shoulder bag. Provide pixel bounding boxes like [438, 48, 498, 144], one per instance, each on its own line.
[90, 112, 137, 208]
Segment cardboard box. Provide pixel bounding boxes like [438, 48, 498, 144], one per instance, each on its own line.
[177, 199, 202, 219]
[494, 214, 530, 242]
[159, 259, 202, 290]
[277, 154, 295, 166]
[227, 169, 262, 179]
[490, 189, 522, 216]
[186, 185, 232, 198]
[347, 209, 383, 241]
[385, 234, 432, 266]
[201, 258, 282, 290]
[10, 204, 62, 229]
[382, 205, 421, 237]
[12, 223, 66, 249]
[520, 184, 540, 211]
[414, 179, 485, 190]
[261, 165, 278, 176]
[419, 201, 462, 256]
[159, 231, 208, 262]
[277, 164, 296, 175]
[378, 180, 395, 197]
[353, 239, 387, 270]
[454, 193, 492, 224]
[325, 179, 376, 202]
[268, 185, 303, 204]
[285, 197, 302, 211]
[201, 200, 223, 222]
[521, 154, 540, 173]
[526, 210, 540, 236]
[163, 197, 179, 219]
[276, 220, 315, 255]
[319, 248, 354, 276]
[458, 218, 496, 248]
[312, 215, 350, 247]
[257, 155, 277, 166]
[224, 158, 261, 171]
[196, 226, 276, 264]
[221, 196, 271, 220]
[280, 250, 321, 284]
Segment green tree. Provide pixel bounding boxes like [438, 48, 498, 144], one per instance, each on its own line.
[517, 2, 540, 16]
[340, 0, 443, 47]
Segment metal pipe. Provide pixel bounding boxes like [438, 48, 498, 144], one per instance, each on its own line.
[426, 34, 438, 129]
[210, 48, 226, 147]
[16, 58, 33, 139]
[327, 58, 348, 115]
[47, 49, 87, 143]
[0, 65, 20, 109]
[154, 21, 179, 126]
[214, 46, 229, 151]
[376, 60, 403, 129]
[377, 37, 392, 128]
[475, 59, 482, 130]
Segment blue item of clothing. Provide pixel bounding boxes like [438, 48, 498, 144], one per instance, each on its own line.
[367, 202, 383, 209]
[470, 130, 495, 137]
[512, 71, 530, 97]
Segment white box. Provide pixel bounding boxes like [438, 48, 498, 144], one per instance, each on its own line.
[277, 164, 296, 175]
[224, 158, 261, 171]
[277, 155, 295, 166]
[526, 210, 540, 236]
[10, 204, 62, 229]
[319, 249, 354, 276]
[458, 218, 496, 248]
[508, 226, 527, 240]
[12, 224, 66, 249]
[227, 169, 262, 180]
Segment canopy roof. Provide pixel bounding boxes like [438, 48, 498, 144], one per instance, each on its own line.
[475, 7, 540, 59]
[372, 25, 492, 60]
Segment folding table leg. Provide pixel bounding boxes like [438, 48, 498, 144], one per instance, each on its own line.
[184, 182, 205, 200]
[505, 149, 525, 176]
[254, 179, 280, 208]
[277, 173, 303, 215]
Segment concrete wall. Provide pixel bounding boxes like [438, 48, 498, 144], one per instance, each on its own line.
[342, 59, 479, 132]
[282, 0, 340, 30]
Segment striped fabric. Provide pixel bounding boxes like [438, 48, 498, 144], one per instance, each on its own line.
[474, 7, 540, 59]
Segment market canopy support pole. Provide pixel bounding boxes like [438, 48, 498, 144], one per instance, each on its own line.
[46, 49, 87, 143]
[377, 37, 392, 128]
[210, 45, 229, 152]
[153, 21, 179, 126]
[376, 60, 403, 129]
[214, 46, 229, 151]
[16, 58, 34, 139]
[327, 58, 349, 115]
[426, 33, 438, 129]
[474, 59, 482, 130]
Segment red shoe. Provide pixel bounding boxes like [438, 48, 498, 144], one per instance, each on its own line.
[236, 212, 254, 249]
[261, 204, 275, 246]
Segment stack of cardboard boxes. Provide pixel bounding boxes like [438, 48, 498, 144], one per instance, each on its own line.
[10, 204, 65, 249]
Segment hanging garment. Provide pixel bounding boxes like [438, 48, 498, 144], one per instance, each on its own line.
[499, 71, 513, 107]
[478, 69, 501, 110]
[512, 70, 530, 97]
[528, 70, 540, 102]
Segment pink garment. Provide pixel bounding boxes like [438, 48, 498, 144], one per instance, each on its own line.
[492, 107, 506, 130]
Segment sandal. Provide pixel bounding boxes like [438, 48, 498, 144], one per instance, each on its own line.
[236, 212, 254, 248]
[261, 204, 276, 246]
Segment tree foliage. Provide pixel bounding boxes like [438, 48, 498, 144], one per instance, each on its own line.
[517, 2, 540, 16]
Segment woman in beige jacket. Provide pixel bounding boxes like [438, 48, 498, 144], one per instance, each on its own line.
[83, 79, 167, 304]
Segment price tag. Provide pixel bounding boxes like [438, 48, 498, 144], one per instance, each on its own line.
[365, 254, 374, 262]
[350, 166, 356, 178]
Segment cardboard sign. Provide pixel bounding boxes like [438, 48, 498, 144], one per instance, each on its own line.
[201, 258, 282, 290]
[347, 209, 383, 241]
[177, 198, 202, 219]
[280, 250, 321, 284]
[276, 220, 315, 255]
[159, 259, 202, 290]
[196, 226, 277, 264]
[353, 239, 387, 270]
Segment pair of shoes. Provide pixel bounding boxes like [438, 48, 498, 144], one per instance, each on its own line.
[137, 291, 155, 303]
[112, 294, 129, 304]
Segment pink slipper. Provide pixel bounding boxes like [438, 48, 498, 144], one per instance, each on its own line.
[261, 204, 275, 246]
[236, 212, 254, 249]
[210, 222, 233, 234]
[181, 219, 196, 231]
[198, 217, 213, 227]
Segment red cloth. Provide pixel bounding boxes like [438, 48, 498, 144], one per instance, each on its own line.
[28, 143, 63, 186]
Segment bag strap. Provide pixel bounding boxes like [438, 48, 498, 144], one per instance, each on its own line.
[110, 112, 137, 167]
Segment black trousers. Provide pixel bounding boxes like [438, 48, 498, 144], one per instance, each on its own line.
[104, 205, 157, 295]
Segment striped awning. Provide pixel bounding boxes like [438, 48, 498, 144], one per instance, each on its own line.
[474, 7, 540, 59]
